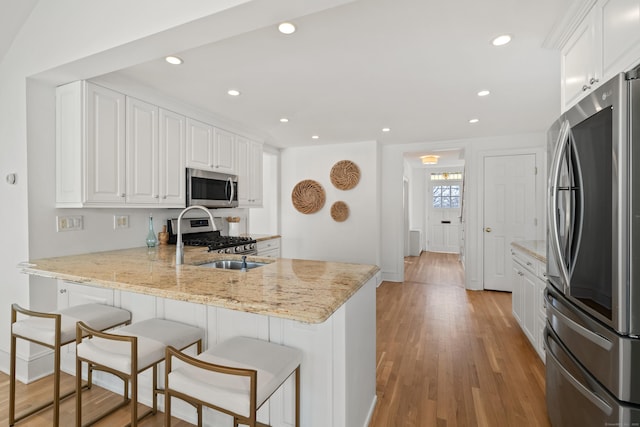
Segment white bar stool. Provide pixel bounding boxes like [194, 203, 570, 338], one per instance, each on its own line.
[165, 336, 302, 427]
[75, 318, 204, 427]
[9, 303, 131, 426]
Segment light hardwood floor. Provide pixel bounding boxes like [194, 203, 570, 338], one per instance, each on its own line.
[0, 251, 548, 426]
[369, 252, 549, 427]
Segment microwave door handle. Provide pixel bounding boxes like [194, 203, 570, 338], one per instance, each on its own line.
[227, 177, 235, 205]
[548, 120, 572, 289]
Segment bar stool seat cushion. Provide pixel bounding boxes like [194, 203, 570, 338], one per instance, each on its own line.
[77, 318, 203, 375]
[12, 303, 131, 346]
[168, 336, 302, 418]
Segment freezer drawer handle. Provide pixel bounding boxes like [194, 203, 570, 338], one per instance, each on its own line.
[545, 289, 613, 351]
[544, 328, 613, 416]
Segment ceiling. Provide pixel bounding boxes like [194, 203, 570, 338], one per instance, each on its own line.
[4, 0, 573, 152]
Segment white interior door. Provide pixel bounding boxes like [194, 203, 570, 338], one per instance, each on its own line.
[483, 154, 536, 291]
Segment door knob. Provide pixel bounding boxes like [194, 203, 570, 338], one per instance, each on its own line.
[485, 227, 492, 232]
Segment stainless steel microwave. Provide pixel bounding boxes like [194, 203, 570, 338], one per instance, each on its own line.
[186, 168, 238, 208]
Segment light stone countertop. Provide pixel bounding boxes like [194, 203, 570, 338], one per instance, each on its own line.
[511, 240, 546, 263]
[19, 246, 379, 324]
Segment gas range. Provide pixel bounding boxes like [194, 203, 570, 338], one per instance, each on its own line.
[167, 217, 257, 255]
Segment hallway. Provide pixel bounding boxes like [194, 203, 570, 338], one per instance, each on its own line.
[370, 251, 549, 426]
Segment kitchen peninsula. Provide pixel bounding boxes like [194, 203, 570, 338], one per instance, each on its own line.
[20, 246, 379, 427]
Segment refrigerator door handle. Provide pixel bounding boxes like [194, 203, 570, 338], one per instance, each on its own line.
[548, 120, 572, 290]
[544, 327, 614, 416]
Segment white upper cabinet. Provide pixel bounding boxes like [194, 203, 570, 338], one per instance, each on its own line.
[186, 119, 237, 175]
[56, 82, 186, 208]
[561, 0, 640, 111]
[561, 7, 602, 111]
[57, 80, 257, 209]
[57, 81, 126, 207]
[159, 109, 186, 206]
[186, 118, 213, 170]
[126, 97, 159, 205]
[236, 136, 263, 207]
[601, 0, 640, 77]
[213, 127, 237, 174]
[125, 98, 186, 207]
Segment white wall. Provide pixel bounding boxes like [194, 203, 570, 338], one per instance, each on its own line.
[0, 0, 357, 377]
[249, 150, 280, 235]
[381, 133, 547, 287]
[280, 141, 380, 265]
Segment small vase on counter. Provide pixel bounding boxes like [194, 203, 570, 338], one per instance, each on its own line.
[146, 214, 157, 247]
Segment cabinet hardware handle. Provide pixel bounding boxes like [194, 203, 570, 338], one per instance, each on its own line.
[120, 193, 125, 197]
[582, 84, 591, 91]
[589, 77, 599, 85]
[485, 227, 492, 232]
[518, 271, 524, 276]
[153, 195, 159, 199]
[59, 289, 67, 294]
[526, 261, 533, 266]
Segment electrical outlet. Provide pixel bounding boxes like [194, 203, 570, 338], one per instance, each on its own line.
[56, 215, 83, 232]
[114, 215, 129, 229]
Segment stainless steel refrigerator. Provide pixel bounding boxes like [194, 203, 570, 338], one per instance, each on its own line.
[546, 68, 640, 426]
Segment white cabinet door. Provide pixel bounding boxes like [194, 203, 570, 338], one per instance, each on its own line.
[601, 0, 640, 77]
[236, 137, 263, 207]
[512, 261, 524, 325]
[186, 118, 214, 170]
[58, 280, 115, 309]
[126, 97, 159, 205]
[85, 83, 126, 204]
[213, 127, 236, 174]
[561, 8, 602, 111]
[522, 269, 537, 344]
[159, 109, 186, 206]
[257, 238, 280, 258]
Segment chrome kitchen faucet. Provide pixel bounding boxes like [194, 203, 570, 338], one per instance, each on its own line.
[175, 205, 216, 265]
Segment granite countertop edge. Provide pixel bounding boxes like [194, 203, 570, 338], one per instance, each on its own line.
[511, 240, 546, 263]
[19, 246, 378, 325]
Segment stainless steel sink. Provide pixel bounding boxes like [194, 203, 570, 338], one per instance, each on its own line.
[196, 260, 267, 270]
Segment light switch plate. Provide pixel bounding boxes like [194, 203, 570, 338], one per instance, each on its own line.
[114, 215, 129, 229]
[56, 215, 83, 232]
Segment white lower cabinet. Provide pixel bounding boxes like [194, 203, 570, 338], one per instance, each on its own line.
[511, 246, 546, 362]
[257, 237, 281, 258]
[56, 277, 376, 427]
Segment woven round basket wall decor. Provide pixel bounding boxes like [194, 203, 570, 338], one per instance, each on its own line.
[330, 160, 360, 190]
[291, 179, 325, 214]
[330, 201, 349, 222]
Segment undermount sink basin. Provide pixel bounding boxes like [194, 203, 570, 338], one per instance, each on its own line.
[196, 260, 267, 270]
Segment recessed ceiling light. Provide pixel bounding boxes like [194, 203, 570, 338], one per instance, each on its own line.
[492, 34, 512, 46]
[280, 118, 289, 123]
[165, 56, 183, 65]
[311, 135, 319, 140]
[469, 118, 480, 124]
[278, 22, 296, 35]
[227, 89, 241, 96]
[477, 90, 490, 97]
[382, 127, 391, 132]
